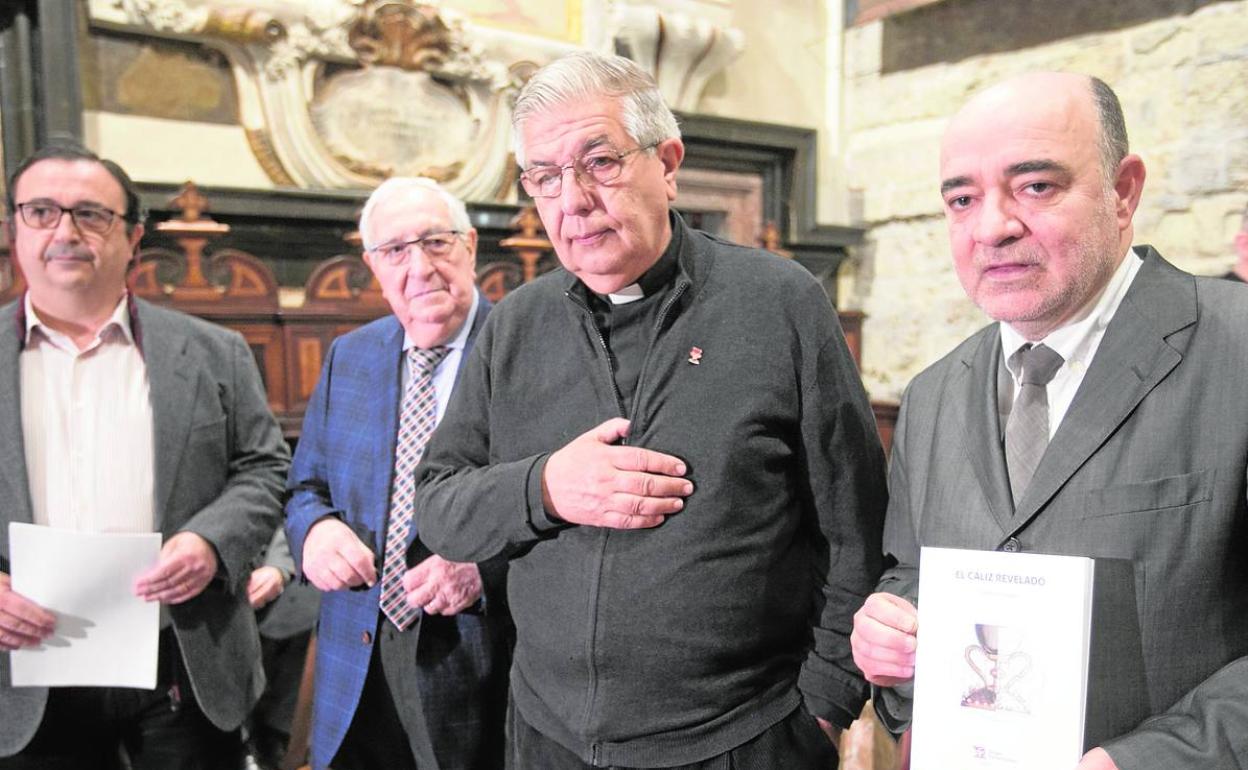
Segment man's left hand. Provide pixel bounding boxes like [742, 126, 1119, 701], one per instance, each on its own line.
[247, 565, 286, 609]
[402, 555, 482, 616]
[134, 532, 219, 604]
[1075, 748, 1119, 770]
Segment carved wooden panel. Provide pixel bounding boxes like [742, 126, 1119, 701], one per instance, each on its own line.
[303, 254, 386, 311]
[233, 322, 286, 414]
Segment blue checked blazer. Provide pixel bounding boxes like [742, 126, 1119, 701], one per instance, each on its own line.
[285, 296, 511, 770]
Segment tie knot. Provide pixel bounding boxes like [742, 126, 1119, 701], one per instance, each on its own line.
[409, 346, 449, 377]
[1012, 343, 1064, 386]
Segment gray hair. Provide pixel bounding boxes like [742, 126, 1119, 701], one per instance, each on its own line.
[1089, 76, 1129, 181]
[359, 176, 471, 250]
[511, 52, 680, 168]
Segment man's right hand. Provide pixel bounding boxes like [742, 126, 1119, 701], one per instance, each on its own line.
[0, 571, 55, 651]
[542, 418, 692, 530]
[851, 592, 919, 687]
[301, 519, 377, 592]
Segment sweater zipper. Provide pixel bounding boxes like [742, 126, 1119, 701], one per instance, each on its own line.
[563, 279, 688, 764]
[626, 279, 690, 422]
[566, 290, 628, 425]
[565, 289, 623, 754]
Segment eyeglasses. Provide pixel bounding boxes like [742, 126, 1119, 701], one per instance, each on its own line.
[520, 143, 658, 198]
[368, 231, 464, 266]
[15, 201, 123, 235]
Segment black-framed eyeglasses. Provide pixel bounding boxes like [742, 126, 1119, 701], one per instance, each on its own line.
[368, 230, 465, 266]
[15, 200, 123, 235]
[520, 143, 658, 199]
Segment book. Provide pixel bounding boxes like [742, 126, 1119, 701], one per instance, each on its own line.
[909, 546, 1146, 769]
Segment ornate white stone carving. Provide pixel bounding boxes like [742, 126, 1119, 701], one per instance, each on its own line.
[91, 0, 535, 200]
[609, 2, 743, 112]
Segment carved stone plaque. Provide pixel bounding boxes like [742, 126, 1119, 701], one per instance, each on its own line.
[311, 68, 477, 180]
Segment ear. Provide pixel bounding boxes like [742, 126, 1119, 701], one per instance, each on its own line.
[463, 228, 478, 269]
[657, 138, 684, 202]
[127, 223, 145, 259]
[1111, 154, 1146, 229]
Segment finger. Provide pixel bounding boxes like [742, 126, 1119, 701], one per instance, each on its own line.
[590, 418, 631, 444]
[854, 609, 918, 653]
[599, 511, 669, 530]
[606, 492, 685, 518]
[339, 544, 378, 586]
[423, 594, 449, 615]
[326, 556, 371, 589]
[0, 593, 56, 633]
[406, 586, 436, 610]
[618, 471, 694, 499]
[612, 446, 687, 477]
[864, 593, 919, 634]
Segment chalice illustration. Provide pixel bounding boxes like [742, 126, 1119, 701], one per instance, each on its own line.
[961, 623, 1032, 712]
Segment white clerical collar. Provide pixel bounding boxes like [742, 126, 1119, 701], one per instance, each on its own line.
[607, 283, 645, 305]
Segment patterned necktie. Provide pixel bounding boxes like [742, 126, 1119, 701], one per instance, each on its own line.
[1004, 343, 1064, 507]
[379, 345, 449, 630]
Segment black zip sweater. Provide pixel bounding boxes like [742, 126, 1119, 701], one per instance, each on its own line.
[416, 213, 887, 767]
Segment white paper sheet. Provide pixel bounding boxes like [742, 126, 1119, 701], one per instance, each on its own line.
[8, 522, 161, 688]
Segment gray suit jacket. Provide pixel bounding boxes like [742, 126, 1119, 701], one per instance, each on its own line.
[877, 248, 1248, 767]
[0, 297, 290, 755]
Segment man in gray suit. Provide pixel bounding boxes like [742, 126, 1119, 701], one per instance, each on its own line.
[851, 73, 1248, 768]
[0, 142, 289, 769]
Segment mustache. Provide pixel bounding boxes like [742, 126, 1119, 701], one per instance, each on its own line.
[976, 246, 1041, 270]
[42, 246, 94, 263]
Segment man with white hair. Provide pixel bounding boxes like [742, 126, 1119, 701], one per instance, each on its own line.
[417, 52, 887, 768]
[285, 177, 511, 770]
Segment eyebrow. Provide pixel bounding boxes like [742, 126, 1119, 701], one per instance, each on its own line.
[940, 176, 972, 195]
[1004, 159, 1072, 178]
[526, 134, 613, 168]
[939, 159, 1074, 195]
[22, 196, 112, 210]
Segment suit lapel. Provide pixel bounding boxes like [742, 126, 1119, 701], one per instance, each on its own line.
[955, 326, 1015, 535]
[140, 302, 195, 531]
[1011, 249, 1195, 528]
[0, 307, 34, 529]
[373, 320, 404, 552]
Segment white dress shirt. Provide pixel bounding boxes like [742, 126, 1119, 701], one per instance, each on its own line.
[20, 294, 156, 534]
[1000, 247, 1142, 439]
[401, 291, 480, 422]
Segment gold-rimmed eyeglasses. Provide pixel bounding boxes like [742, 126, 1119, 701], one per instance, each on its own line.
[367, 231, 465, 266]
[520, 143, 658, 199]
[15, 200, 122, 235]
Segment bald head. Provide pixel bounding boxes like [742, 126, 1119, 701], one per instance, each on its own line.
[946, 73, 1126, 181]
[938, 72, 1146, 340]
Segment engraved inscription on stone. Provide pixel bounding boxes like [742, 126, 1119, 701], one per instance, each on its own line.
[311, 67, 478, 179]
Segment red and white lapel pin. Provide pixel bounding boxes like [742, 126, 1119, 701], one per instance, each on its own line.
[688, 346, 703, 365]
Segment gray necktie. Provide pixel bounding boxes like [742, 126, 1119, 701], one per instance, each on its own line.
[1004, 343, 1064, 506]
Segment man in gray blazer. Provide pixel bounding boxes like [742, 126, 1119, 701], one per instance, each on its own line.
[851, 73, 1248, 768]
[0, 142, 289, 769]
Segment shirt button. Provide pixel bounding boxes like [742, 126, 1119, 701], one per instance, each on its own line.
[1001, 537, 1022, 553]
[361, 630, 372, 645]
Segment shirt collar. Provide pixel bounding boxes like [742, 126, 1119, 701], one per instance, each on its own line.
[602, 218, 682, 306]
[1000, 245, 1141, 377]
[403, 289, 479, 353]
[22, 291, 137, 351]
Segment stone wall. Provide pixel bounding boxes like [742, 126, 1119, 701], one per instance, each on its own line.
[841, 0, 1248, 400]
